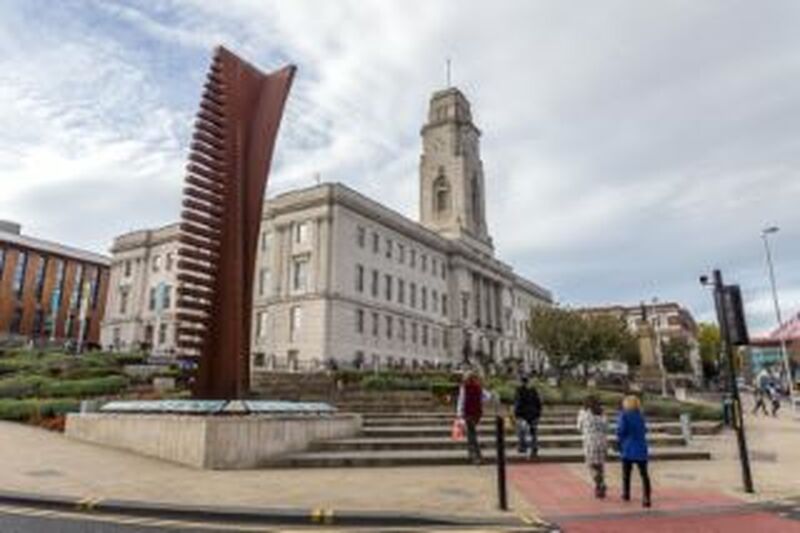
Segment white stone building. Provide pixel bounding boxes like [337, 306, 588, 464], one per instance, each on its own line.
[100, 224, 181, 357]
[251, 87, 552, 371]
[101, 87, 553, 370]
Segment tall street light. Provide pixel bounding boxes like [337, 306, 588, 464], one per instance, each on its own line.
[760, 226, 796, 410]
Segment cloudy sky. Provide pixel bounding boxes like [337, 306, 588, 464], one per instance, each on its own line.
[1, 0, 798, 333]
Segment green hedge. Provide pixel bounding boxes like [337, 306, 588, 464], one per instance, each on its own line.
[0, 398, 80, 421]
[0, 375, 50, 399]
[39, 376, 129, 398]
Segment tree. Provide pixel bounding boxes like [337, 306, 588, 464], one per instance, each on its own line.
[697, 322, 721, 381]
[661, 337, 692, 373]
[579, 314, 640, 382]
[527, 306, 586, 383]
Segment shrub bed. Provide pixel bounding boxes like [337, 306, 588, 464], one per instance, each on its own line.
[39, 376, 129, 398]
[0, 398, 80, 421]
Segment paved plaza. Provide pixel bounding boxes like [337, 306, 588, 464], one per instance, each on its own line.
[0, 400, 798, 530]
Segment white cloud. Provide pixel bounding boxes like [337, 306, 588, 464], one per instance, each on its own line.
[1, 0, 799, 333]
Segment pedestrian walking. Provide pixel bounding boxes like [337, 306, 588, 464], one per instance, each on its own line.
[456, 371, 492, 464]
[513, 375, 542, 458]
[752, 387, 769, 416]
[617, 395, 651, 508]
[768, 382, 781, 417]
[577, 395, 608, 498]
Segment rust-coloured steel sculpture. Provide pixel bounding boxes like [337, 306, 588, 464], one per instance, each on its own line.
[175, 46, 295, 399]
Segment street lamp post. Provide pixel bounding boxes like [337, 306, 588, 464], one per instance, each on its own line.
[761, 226, 796, 410]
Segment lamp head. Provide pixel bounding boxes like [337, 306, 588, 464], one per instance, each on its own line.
[762, 226, 780, 235]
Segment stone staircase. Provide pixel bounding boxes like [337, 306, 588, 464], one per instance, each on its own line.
[266, 391, 718, 468]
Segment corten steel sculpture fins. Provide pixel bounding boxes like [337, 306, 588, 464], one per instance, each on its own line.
[176, 46, 296, 399]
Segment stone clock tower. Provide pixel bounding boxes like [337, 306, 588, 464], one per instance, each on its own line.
[420, 87, 493, 254]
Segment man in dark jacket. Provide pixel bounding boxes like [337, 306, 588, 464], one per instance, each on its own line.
[514, 375, 542, 458]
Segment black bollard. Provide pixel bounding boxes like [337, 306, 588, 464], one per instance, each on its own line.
[495, 415, 508, 510]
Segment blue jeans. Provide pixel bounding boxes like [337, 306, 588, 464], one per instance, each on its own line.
[517, 418, 538, 454]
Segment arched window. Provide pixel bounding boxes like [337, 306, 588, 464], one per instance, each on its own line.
[434, 170, 451, 214]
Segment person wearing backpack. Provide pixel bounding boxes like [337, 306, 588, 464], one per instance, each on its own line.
[513, 375, 542, 458]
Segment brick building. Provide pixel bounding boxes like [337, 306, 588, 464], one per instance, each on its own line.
[0, 221, 110, 347]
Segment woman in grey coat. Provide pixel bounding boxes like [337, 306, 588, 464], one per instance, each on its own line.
[576, 395, 608, 498]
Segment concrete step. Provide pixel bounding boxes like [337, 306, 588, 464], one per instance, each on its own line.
[266, 447, 711, 468]
[310, 433, 686, 452]
[361, 421, 721, 439]
[360, 415, 680, 426]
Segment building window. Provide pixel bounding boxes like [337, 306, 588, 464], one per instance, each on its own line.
[88, 268, 100, 309]
[357, 226, 366, 248]
[398, 244, 405, 264]
[0, 248, 5, 277]
[34, 256, 47, 300]
[371, 269, 379, 297]
[372, 312, 379, 337]
[421, 254, 427, 272]
[356, 309, 364, 334]
[386, 316, 393, 339]
[144, 324, 154, 346]
[152, 254, 161, 272]
[432, 289, 439, 312]
[259, 267, 272, 297]
[292, 257, 309, 292]
[289, 306, 302, 341]
[410, 249, 416, 268]
[410, 283, 417, 308]
[165, 252, 174, 271]
[294, 222, 310, 244]
[399, 319, 406, 341]
[372, 232, 379, 253]
[432, 258, 437, 277]
[49, 259, 64, 312]
[443, 329, 450, 350]
[421, 287, 428, 311]
[256, 310, 269, 338]
[148, 287, 157, 311]
[119, 288, 129, 314]
[422, 325, 429, 347]
[462, 292, 469, 320]
[254, 353, 266, 367]
[441, 262, 446, 280]
[355, 264, 364, 293]
[411, 322, 418, 344]
[261, 230, 273, 252]
[124, 260, 132, 277]
[432, 328, 439, 348]
[12, 251, 27, 300]
[70, 265, 83, 311]
[385, 238, 393, 259]
[158, 323, 168, 345]
[385, 274, 392, 301]
[442, 294, 448, 316]
[162, 284, 172, 309]
[398, 279, 405, 304]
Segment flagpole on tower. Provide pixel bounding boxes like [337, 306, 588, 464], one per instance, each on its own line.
[446, 58, 451, 87]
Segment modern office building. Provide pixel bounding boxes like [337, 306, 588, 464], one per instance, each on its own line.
[0, 221, 110, 346]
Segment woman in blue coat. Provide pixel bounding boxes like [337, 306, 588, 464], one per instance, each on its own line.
[617, 395, 651, 507]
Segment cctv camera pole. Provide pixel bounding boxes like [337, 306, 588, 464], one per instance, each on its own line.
[712, 269, 754, 493]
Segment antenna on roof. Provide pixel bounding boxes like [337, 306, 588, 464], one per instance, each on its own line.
[446, 58, 452, 88]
